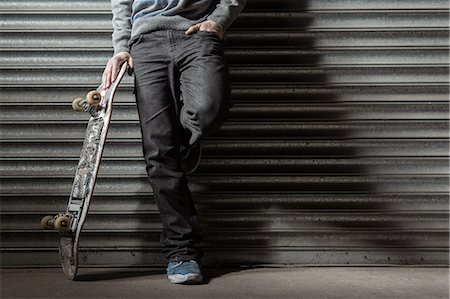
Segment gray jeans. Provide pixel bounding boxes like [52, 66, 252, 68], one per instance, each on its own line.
[130, 30, 231, 261]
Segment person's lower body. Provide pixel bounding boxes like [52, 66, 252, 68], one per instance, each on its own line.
[130, 30, 231, 283]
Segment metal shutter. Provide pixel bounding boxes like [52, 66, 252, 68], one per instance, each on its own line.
[1, 0, 449, 267]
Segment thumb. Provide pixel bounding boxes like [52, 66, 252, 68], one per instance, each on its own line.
[128, 56, 134, 69]
[127, 56, 134, 75]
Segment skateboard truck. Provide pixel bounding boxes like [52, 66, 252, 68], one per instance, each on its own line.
[72, 89, 105, 117]
[40, 197, 85, 234]
[40, 214, 72, 233]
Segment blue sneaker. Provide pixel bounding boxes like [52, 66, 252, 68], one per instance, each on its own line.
[166, 260, 203, 284]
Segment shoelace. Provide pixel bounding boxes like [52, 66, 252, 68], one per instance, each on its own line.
[171, 261, 183, 269]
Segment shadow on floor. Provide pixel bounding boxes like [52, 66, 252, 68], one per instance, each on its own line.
[75, 268, 165, 281]
[74, 266, 242, 283]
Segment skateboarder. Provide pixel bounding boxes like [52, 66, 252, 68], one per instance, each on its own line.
[102, 0, 246, 284]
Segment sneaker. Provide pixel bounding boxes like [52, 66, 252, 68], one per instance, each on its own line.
[180, 142, 202, 174]
[166, 260, 203, 284]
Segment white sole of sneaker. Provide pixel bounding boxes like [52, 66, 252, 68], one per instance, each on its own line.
[168, 273, 203, 284]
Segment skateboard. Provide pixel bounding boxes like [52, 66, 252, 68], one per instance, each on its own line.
[40, 62, 129, 280]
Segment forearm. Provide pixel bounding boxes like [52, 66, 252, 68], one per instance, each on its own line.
[207, 0, 247, 31]
[111, 0, 133, 54]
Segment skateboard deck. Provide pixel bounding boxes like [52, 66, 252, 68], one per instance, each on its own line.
[41, 62, 128, 280]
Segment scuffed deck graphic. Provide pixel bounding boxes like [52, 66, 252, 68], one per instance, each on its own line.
[73, 117, 104, 200]
[59, 116, 106, 279]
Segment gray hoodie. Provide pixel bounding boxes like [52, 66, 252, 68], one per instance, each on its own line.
[112, 0, 246, 54]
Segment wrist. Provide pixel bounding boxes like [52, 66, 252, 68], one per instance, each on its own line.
[207, 20, 224, 32]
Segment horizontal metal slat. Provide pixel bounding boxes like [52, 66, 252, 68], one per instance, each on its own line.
[232, 85, 450, 102]
[1, 30, 449, 49]
[1, 121, 447, 140]
[242, 0, 450, 10]
[1, 103, 447, 121]
[1, 193, 448, 212]
[230, 67, 449, 83]
[1, 85, 448, 103]
[2, 212, 448, 230]
[2, 49, 448, 67]
[1, 158, 448, 176]
[0, 0, 110, 11]
[224, 103, 449, 120]
[1, 0, 449, 11]
[1, 176, 448, 195]
[2, 248, 448, 267]
[227, 49, 449, 65]
[233, 11, 450, 29]
[2, 66, 449, 86]
[2, 230, 448, 248]
[1, 140, 447, 158]
[2, 247, 447, 267]
[195, 158, 449, 175]
[225, 30, 450, 48]
[1, 11, 449, 30]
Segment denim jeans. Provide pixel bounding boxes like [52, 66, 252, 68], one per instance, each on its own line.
[130, 30, 231, 262]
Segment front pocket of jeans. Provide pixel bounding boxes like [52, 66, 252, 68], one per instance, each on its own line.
[129, 34, 144, 49]
[197, 30, 221, 39]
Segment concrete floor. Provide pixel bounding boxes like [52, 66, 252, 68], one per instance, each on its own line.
[1, 267, 449, 299]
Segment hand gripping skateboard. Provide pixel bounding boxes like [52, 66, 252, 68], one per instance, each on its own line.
[40, 62, 129, 280]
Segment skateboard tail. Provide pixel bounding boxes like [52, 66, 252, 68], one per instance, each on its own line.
[59, 234, 78, 279]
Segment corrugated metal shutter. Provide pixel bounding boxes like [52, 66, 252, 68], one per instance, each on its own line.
[1, 0, 449, 267]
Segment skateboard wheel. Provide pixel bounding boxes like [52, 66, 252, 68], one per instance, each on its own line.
[72, 97, 85, 112]
[40, 215, 55, 230]
[54, 216, 70, 232]
[86, 90, 101, 105]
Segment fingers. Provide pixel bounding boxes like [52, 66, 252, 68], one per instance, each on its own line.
[185, 23, 201, 35]
[102, 62, 112, 90]
[128, 56, 134, 69]
[102, 52, 132, 90]
[186, 21, 224, 39]
[127, 56, 134, 75]
[111, 61, 118, 83]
